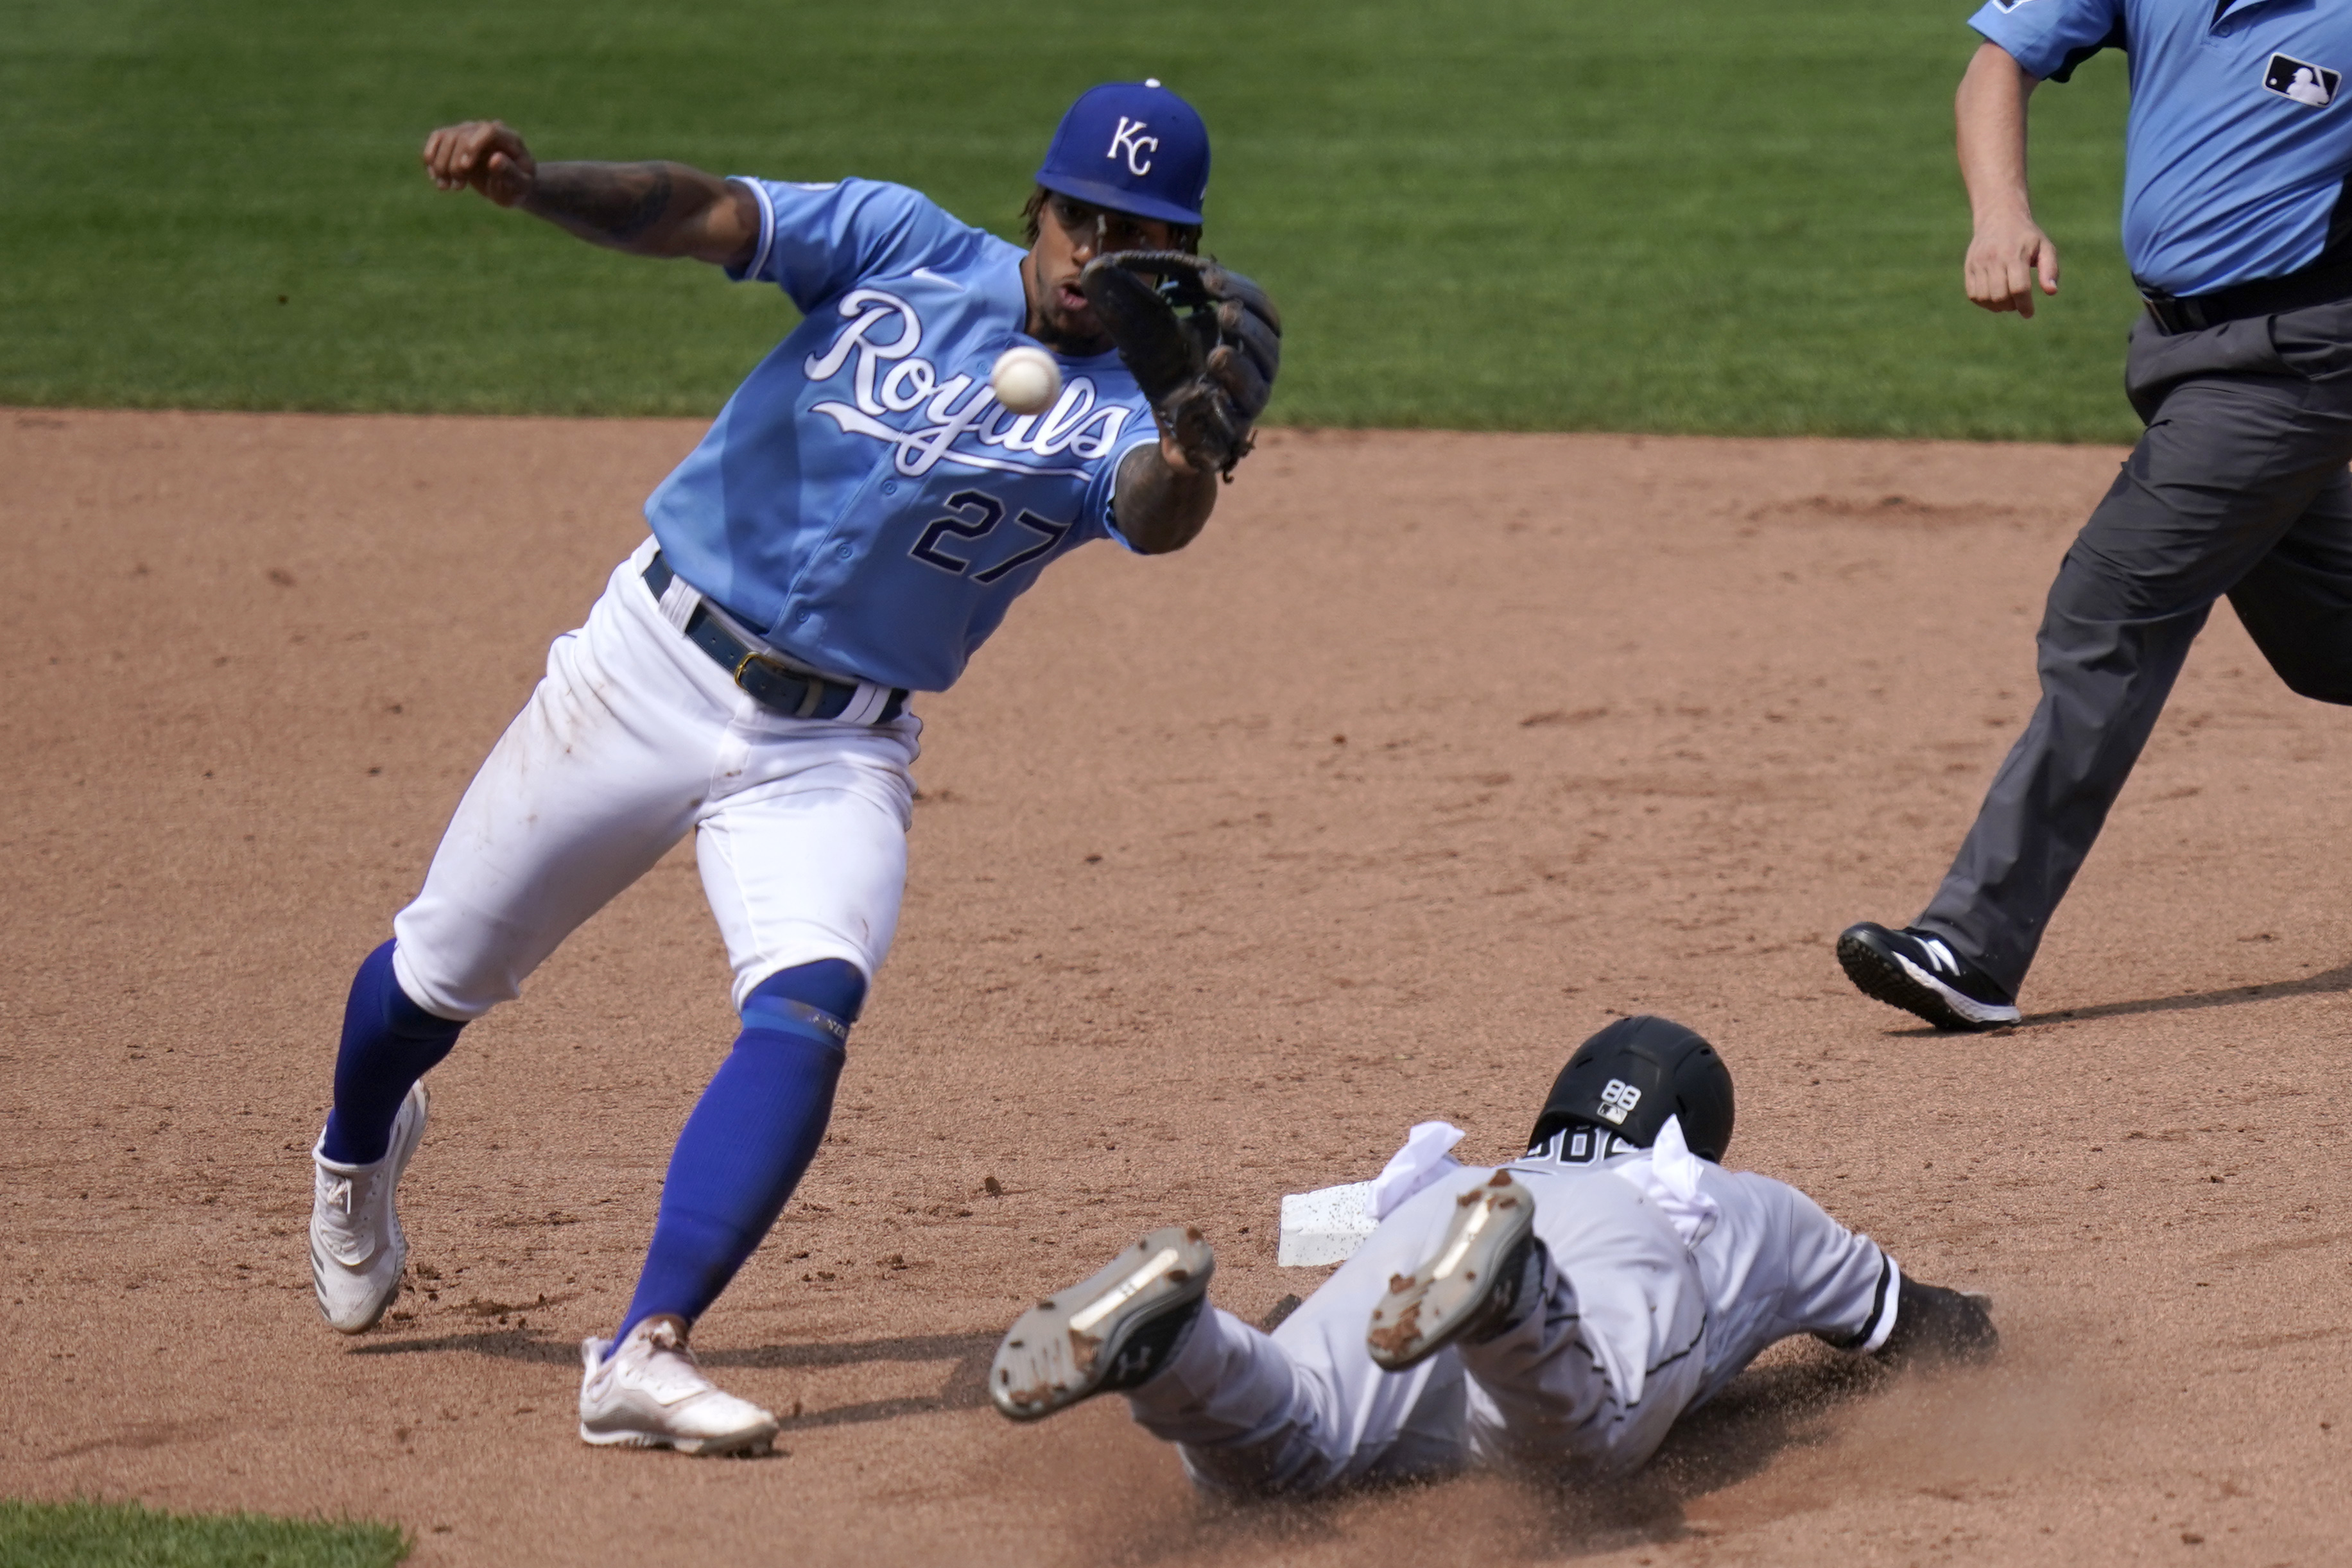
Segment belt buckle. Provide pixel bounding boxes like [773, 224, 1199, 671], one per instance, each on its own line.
[731, 648, 790, 696]
[2143, 293, 2204, 336]
[731, 650, 827, 718]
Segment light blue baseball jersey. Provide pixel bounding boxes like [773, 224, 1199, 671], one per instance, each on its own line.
[1972, 0, 2352, 296]
[642, 178, 1161, 693]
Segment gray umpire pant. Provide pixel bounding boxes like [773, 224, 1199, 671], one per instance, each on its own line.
[1919, 300, 2352, 997]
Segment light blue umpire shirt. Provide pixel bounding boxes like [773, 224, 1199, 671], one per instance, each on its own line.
[642, 178, 1161, 694]
[1972, 0, 2352, 297]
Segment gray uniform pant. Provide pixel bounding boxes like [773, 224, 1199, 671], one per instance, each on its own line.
[1920, 301, 2352, 995]
[1127, 1165, 1706, 1496]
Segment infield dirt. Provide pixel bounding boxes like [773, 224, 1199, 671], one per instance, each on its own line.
[5, 410, 2350, 1565]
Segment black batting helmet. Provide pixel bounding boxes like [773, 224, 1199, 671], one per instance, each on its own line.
[1526, 1015, 1735, 1162]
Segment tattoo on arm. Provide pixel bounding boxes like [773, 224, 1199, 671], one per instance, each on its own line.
[1113, 442, 1218, 555]
[526, 162, 680, 248]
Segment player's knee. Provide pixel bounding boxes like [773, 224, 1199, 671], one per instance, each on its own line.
[355, 940, 470, 1044]
[745, 959, 868, 1031]
[1175, 1442, 1301, 1499]
[385, 917, 515, 1022]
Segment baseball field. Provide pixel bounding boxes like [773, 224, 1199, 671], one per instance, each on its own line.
[8, 3, 2352, 1566]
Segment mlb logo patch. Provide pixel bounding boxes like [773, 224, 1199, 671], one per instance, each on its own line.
[2265, 54, 2340, 108]
[1597, 1078, 1642, 1126]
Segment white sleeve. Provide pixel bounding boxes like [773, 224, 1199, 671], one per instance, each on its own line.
[1738, 1173, 1901, 1351]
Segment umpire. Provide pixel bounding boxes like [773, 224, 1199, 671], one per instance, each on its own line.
[1841, 1, 2352, 1031]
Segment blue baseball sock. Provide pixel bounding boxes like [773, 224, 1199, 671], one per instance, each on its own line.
[320, 940, 467, 1166]
[612, 960, 865, 1346]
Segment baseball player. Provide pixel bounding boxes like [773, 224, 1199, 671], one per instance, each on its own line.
[304, 81, 1280, 1456]
[1841, 3, 2352, 1031]
[989, 1017, 1996, 1492]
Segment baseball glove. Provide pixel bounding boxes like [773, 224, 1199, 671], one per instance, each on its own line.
[1079, 251, 1281, 478]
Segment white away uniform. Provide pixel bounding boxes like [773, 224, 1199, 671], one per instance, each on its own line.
[1128, 1126, 1899, 1495]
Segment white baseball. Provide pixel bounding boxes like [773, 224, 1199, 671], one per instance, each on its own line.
[990, 346, 1062, 415]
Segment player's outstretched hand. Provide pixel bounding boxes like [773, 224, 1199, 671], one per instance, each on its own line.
[422, 120, 537, 207]
[1875, 1279, 1998, 1367]
[1080, 252, 1281, 479]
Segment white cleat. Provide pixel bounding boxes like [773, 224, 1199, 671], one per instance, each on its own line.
[1367, 1169, 1539, 1372]
[309, 1081, 429, 1334]
[989, 1225, 1215, 1422]
[578, 1320, 780, 1456]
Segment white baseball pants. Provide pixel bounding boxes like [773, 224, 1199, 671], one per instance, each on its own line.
[1128, 1164, 1708, 1495]
[391, 538, 920, 1021]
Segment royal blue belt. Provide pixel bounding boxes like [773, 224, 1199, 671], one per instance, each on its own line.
[643, 553, 906, 723]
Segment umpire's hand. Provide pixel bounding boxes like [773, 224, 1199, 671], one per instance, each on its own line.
[1966, 214, 2061, 318]
[422, 121, 537, 207]
[1955, 42, 2059, 318]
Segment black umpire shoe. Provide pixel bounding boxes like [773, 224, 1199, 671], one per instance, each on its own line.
[989, 1225, 1213, 1421]
[1837, 922, 2020, 1031]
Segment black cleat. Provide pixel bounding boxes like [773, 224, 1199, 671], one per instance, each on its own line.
[989, 1225, 1213, 1422]
[1837, 922, 2019, 1031]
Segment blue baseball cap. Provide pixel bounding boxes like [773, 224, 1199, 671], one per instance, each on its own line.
[1035, 80, 1210, 227]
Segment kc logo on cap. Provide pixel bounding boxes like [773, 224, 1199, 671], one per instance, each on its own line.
[2265, 53, 2340, 108]
[1035, 80, 1211, 227]
[1108, 117, 1159, 176]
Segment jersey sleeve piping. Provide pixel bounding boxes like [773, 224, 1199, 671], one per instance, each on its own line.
[1967, 0, 2125, 84]
[1822, 1255, 1902, 1352]
[2050, 19, 2127, 84]
[725, 177, 778, 284]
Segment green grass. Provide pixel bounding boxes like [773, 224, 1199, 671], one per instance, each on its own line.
[0, 0, 2139, 439]
[0, 1498, 406, 1567]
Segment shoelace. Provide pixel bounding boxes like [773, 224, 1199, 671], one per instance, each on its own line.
[621, 1331, 715, 1402]
[316, 1168, 385, 1264]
